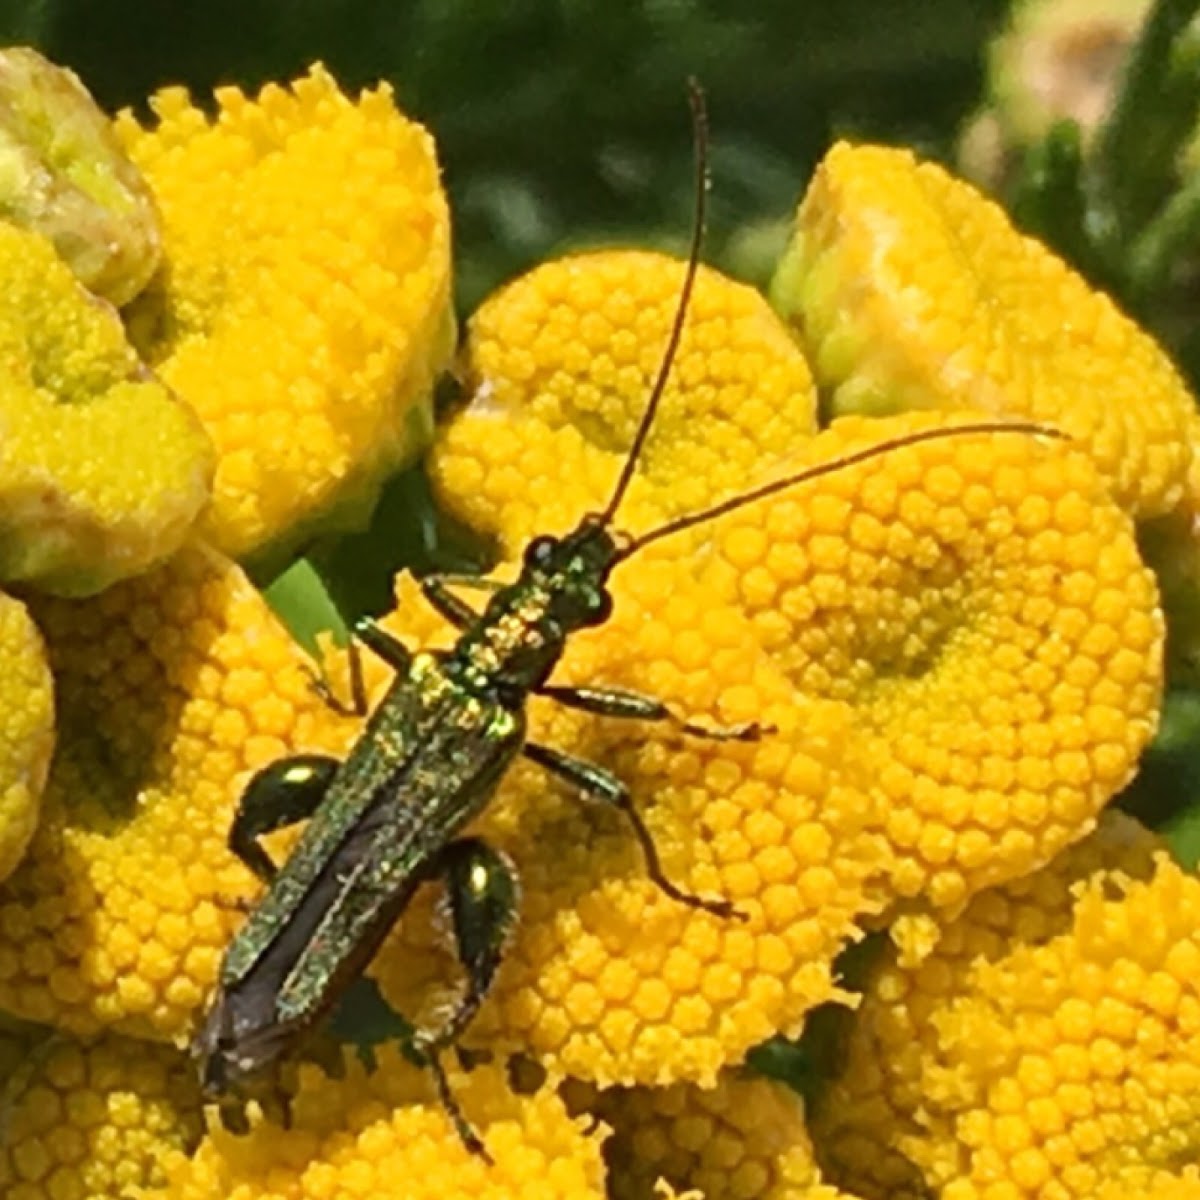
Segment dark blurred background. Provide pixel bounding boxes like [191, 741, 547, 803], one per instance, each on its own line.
[1, 0, 1009, 308]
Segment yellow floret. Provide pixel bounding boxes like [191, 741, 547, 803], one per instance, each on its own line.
[438, 249, 819, 552]
[0, 220, 212, 595]
[145, 1048, 607, 1200]
[771, 140, 1196, 519]
[0, 544, 352, 1038]
[568, 1072, 848, 1200]
[0, 591, 53, 883]
[1099, 1168, 1200, 1200]
[371, 374, 1160, 1089]
[709, 411, 1163, 912]
[115, 63, 454, 565]
[0, 1031, 202, 1200]
[1137, 411, 1200, 681]
[814, 812, 1200, 1200]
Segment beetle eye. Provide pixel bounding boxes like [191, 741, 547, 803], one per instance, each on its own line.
[586, 590, 613, 626]
[525, 536, 557, 568]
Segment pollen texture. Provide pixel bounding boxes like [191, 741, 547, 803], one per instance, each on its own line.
[568, 1071, 849, 1199]
[438, 248, 819, 551]
[144, 1049, 607, 1200]
[814, 812, 1200, 1200]
[0, 593, 54, 883]
[0, 220, 212, 595]
[115, 63, 454, 564]
[0, 1031, 203, 1200]
[772, 140, 1196, 519]
[0, 545, 351, 1038]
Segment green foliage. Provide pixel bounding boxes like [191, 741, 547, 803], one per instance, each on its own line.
[997, 0, 1200, 384]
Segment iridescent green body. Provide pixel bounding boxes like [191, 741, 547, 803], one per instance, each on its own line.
[219, 656, 520, 1042]
[194, 521, 621, 1104]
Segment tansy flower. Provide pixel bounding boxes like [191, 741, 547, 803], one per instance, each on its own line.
[436, 249, 819, 550]
[368, 252, 1162, 1088]
[771, 140, 1196, 520]
[115, 64, 454, 567]
[0, 47, 162, 306]
[1098, 1168, 1200, 1200]
[0, 1031, 203, 1200]
[143, 1047, 608, 1200]
[0, 219, 211, 596]
[0, 592, 54, 884]
[566, 1071, 849, 1200]
[0, 544, 355, 1038]
[812, 811, 1200, 1200]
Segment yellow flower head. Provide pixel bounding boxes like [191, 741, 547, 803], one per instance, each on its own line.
[115, 64, 454, 565]
[0, 545, 352, 1037]
[146, 1048, 607, 1200]
[0, 1031, 202, 1200]
[366, 252, 1162, 1088]
[0, 220, 212, 595]
[436, 248, 819, 551]
[568, 1071, 848, 1200]
[0, 46, 162, 305]
[0, 592, 54, 883]
[771, 140, 1196, 519]
[814, 812, 1200, 1200]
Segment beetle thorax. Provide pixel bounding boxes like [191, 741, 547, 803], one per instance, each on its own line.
[455, 521, 620, 695]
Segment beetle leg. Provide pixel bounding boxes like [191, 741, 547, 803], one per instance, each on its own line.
[411, 836, 519, 1162]
[307, 615, 417, 718]
[216, 1093, 251, 1134]
[303, 1028, 349, 1080]
[306, 628, 370, 717]
[424, 571, 504, 594]
[351, 616, 414, 673]
[419, 574, 492, 630]
[422, 837, 519, 1051]
[258, 1077, 294, 1128]
[426, 1049, 492, 1162]
[228, 754, 340, 883]
[539, 682, 767, 741]
[523, 741, 745, 920]
[212, 1070, 292, 1134]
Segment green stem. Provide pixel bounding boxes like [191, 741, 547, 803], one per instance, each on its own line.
[1128, 168, 1200, 299]
[1012, 120, 1097, 276]
[1096, 0, 1200, 227]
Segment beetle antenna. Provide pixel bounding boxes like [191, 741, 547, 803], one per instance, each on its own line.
[599, 78, 709, 525]
[615, 420, 1069, 560]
